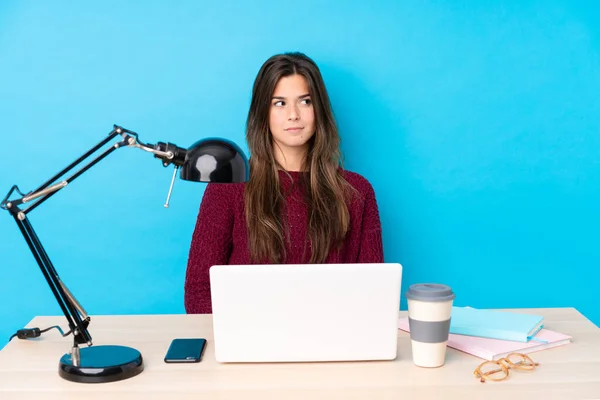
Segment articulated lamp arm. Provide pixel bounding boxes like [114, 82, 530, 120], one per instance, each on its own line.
[1, 124, 248, 383]
[0, 125, 186, 349]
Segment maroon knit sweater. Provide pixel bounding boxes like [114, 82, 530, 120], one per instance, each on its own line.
[184, 169, 384, 314]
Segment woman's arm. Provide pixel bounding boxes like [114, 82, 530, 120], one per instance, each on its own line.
[357, 183, 384, 263]
[184, 183, 235, 313]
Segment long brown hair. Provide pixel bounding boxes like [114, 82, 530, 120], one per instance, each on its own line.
[245, 52, 352, 264]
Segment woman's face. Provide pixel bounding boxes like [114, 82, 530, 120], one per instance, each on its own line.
[268, 74, 315, 154]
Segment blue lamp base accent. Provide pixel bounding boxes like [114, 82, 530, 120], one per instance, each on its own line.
[59, 345, 144, 383]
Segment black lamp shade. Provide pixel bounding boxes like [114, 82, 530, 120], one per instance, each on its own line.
[180, 138, 249, 183]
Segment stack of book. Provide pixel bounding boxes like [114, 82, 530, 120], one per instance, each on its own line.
[398, 306, 572, 361]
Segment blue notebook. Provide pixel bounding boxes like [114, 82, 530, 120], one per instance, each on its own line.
[450, 307, 544, 342]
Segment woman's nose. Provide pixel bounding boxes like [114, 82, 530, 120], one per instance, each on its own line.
[288, 105, 300, 121]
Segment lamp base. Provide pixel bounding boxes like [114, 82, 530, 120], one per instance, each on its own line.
[59, 345, 144, 383]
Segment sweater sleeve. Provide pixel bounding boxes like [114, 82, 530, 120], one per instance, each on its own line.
[357, 182, 384, 263]
[184, 183, 235, 314]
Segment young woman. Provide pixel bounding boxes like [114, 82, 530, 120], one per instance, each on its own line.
[184, 52, 384, 313]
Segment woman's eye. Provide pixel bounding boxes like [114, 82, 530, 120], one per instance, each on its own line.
[273, 101, 284, 107]
[301, 99, 312, 105]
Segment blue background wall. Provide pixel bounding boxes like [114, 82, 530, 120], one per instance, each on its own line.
[1, 1, 599, 346]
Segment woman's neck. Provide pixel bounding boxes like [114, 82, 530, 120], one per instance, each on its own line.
[274, 145, 308, 172]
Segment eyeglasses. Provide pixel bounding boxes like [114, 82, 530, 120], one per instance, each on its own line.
[474, 353, 540, 383]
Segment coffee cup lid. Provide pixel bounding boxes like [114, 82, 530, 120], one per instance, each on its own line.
[405, 283, 455, 302]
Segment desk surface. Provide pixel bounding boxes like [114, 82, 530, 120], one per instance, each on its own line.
[0, 308, 599, 400]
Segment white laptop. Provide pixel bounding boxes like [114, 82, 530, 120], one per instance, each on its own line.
[209, 263, 402, 363]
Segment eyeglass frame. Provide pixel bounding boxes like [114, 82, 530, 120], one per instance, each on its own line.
[474, 352, 540, 383]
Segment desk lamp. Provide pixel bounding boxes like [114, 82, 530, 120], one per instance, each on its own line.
[0, 124, 249, 383]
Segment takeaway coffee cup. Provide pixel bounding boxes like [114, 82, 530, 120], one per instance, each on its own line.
[405, 283, 456, 368]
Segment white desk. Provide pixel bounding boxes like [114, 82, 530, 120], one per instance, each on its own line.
[1, 308, 599, 399]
